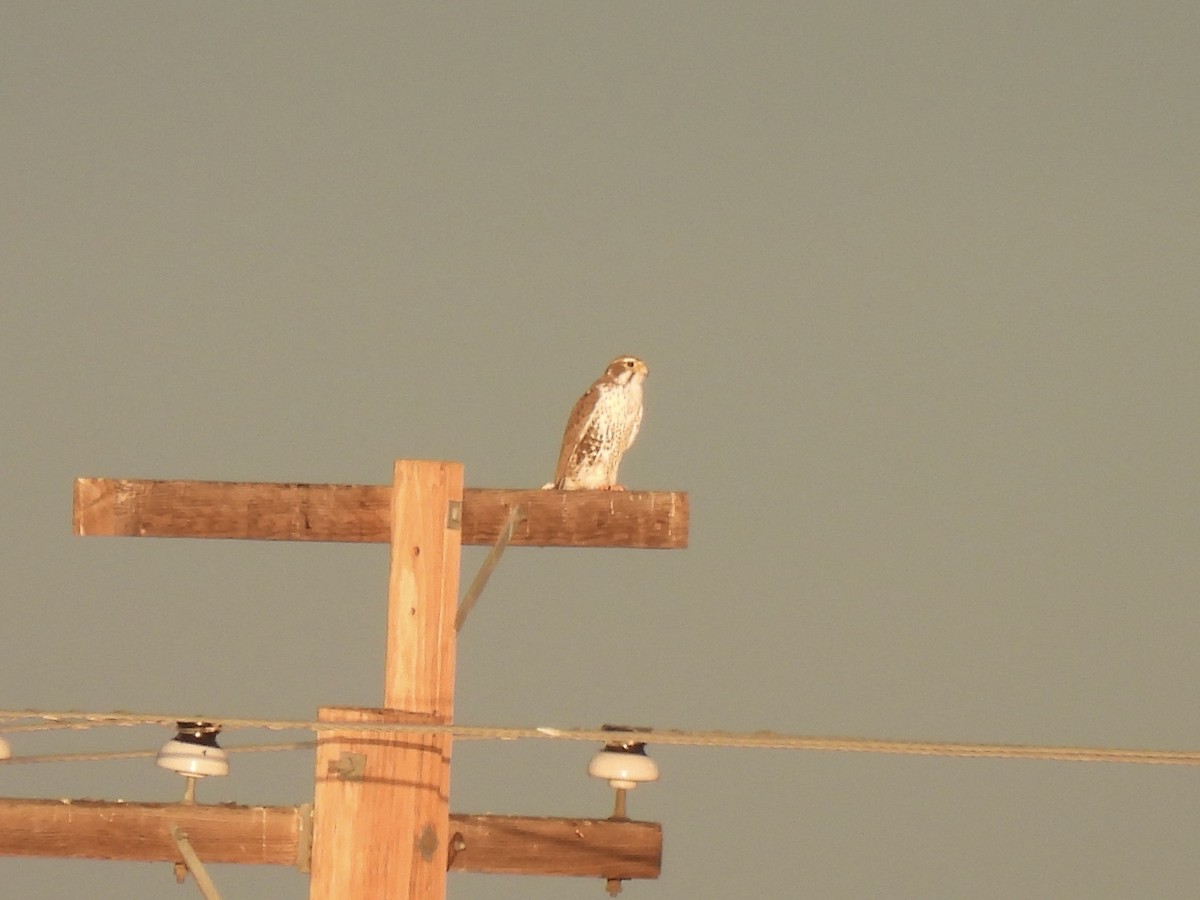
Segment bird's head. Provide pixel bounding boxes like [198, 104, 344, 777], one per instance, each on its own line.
[606, 355, 649, 385]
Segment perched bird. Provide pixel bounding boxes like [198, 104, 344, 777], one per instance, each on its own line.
[547, 355, 648, 490]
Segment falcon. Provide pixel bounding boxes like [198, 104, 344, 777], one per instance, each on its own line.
[547, 355, 648, 490]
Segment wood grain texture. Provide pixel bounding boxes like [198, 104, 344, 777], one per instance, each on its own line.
[310, 460, 463, 899]
[311, 708, 453, 899]
[0, 799, 661, 878]
[385, 461, 462, 714]
[73, 478, 688, 548]
[0, 798, 303, 865]
[449, 814, 661, 878]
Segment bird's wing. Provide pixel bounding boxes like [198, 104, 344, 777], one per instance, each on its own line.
[625, 403, 644, 449]
[552, 385, 601, 487]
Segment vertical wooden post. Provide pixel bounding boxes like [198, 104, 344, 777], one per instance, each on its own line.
[383, 460, 463, 713]
[310, 461, 463, 900]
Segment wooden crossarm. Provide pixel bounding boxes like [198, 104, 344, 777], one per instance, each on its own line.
[73, 478, 688, 549]
[0, 798, 662, 878]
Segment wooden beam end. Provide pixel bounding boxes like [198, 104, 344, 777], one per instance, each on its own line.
[73, 477, 117, 537]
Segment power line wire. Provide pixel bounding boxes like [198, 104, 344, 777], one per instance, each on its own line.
[2, 709, 1198, 766]
[2, 741, 315, 765]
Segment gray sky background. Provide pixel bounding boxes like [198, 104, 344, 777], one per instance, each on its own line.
[4, 3, 1199, 898]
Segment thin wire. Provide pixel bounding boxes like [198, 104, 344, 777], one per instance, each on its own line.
[456, 505, 524, 632]
[1, 722, 95, 734]
[2, 709, 1199, 766]
[2, 741, 315, 765]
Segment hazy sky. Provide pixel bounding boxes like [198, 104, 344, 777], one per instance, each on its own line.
[4, 3, 1199, 898]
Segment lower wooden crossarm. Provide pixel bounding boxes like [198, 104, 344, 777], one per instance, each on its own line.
[0, 798, 661, 879]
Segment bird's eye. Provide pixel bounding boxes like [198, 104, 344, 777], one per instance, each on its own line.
[625, 359, 635, 367]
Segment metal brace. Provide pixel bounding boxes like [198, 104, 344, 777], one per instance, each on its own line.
[327, 751, 366, 781]
[455, 504, 524, 632]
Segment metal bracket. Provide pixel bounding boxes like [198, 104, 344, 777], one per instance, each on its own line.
[170, 825, 223, 899]
[327, 751, 366, 781]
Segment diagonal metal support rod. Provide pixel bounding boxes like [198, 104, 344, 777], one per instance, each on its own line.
[169, 825, 222, 900]
[456, 506, 525, 633]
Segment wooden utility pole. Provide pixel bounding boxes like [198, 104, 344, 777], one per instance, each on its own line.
[0, 463, 688, 898]
[311, 460, 463, 898]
